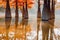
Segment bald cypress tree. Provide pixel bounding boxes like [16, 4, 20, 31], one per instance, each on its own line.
[42, 0, 51, 21]
[15, 0, 18, 18]
[22, 0, 28, 19]
[42, 0, 48, 21]
[24, 0, 28, 19]
[5, 0, 11, 18]
[37, 0, 41, 40]
[37, 0, 41, 18]
[47, 0, 51, 20]
[22, 2, 25, 19]
[51, 0, 55, 19]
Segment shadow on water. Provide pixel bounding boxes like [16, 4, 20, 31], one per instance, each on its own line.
[5, 17, 11, 40]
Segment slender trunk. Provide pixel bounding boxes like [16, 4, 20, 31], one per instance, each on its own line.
[37, 0, 41, 39]
[42, 0, 49, 21]
[24, 0, 28, 19]
[47, 0, 50, 10]
[5, 0, 11, 18]
[15, 0, 18, 18]
[22, 0, 28, 19]
[37, 0, 41, 18]
[51, 0, 55, 19]
[47, 0, 51, 20]
[24, 0, 28, 39]
[22, 2, 25, 19]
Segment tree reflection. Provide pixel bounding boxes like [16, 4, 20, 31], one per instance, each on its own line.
[42, 18, 55, 40]
[37, 17, 41, 40]
[5, 18, 11, 40]
[49, 19, 55, 40]
[14, 17, 18, 40]
[15, 18, 30, 40]
[22, 19, 28, 40]
[42, 21, 50, 40]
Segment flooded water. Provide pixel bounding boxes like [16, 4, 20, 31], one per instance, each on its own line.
[0, 14, 60, 40]
[0, 2, 60, 40]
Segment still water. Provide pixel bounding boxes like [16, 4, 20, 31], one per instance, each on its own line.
[0, 5, 60, 40]
[0, 14, 60, 40]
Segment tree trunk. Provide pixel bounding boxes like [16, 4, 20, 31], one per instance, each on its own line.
[15, 0, 18, 18]
[24, 0, 28, 19]
[47, 0, 51, 20]
[22, 0, 28, 19]
[22, 2, 25, 19]
[42, 0, 50, 21]
[42, 0, 48, 21]
[5, 0, 11, 18]
[51, 0, 55, 19]
[37, 0, 41, 18]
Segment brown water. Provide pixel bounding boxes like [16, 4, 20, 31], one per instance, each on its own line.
[0, 17, 60, 40]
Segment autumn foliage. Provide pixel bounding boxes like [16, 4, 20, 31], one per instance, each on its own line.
[0, 0, 34, 9]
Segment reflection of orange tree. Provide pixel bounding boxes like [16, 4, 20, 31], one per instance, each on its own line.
[0, 25, 31, 39]
[15, 24, 31, 39]
[7, 24, 31, 40]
